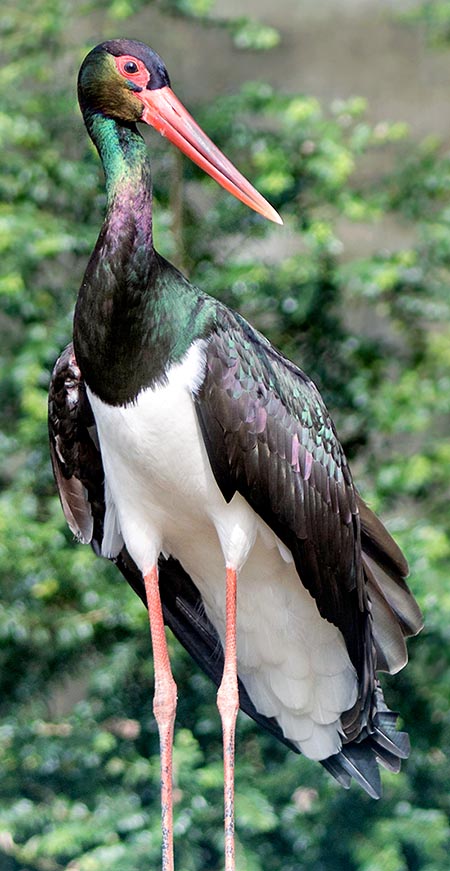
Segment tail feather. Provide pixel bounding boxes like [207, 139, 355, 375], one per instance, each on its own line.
[323, 688, 410, 797]
[357, 493, 423, 675]
[357, 493, 408, 577]
[321, 755, 352, 790]
[365, 553, 423, 638]
[323, 489, 423, 801]
[328, 744, 382, 799]
[374, 747, 401, 774]
[365, 562, 409, 674]
[373, 707, 410, 760]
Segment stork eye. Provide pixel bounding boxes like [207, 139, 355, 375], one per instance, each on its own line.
[114, 55, 149, 87]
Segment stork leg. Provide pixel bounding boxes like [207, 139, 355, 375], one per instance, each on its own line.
[217, 566, 239, 871]
[143, 566, 177, 871]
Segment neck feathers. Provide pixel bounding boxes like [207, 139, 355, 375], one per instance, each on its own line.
[74, 112, 157, 402]
[74, 110, 215, 406]
[87, 112, 153, 245]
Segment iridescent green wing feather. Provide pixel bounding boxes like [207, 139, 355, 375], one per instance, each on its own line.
[195, 308, 372, 702]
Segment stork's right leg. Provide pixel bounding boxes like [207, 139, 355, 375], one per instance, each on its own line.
[217, 566, 239, 871]
[143, 566, 178, 871]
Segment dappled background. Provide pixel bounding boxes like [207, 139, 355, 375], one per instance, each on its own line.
[1, 1, 450, 868]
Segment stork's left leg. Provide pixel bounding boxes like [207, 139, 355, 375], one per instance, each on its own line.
[217, 566, 239, 871]
[143, 565, 177, 871]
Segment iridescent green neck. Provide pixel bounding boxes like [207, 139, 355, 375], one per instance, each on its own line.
[86, 111, 153, 233]
[74, 109, 215, 405]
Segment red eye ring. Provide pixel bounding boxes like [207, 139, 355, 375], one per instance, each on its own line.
[114, 55, 150, 89]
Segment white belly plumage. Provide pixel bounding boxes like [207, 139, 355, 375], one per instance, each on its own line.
[87, 340, 357, 760]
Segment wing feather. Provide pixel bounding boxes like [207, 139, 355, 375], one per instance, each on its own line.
[195, 311, 369, 668]
[194, 308, 422, 745]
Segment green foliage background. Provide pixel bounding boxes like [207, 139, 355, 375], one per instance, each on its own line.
[1, 1, 449, 869]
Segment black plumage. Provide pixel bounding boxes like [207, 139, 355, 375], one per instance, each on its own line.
[49, 340, 422, 799]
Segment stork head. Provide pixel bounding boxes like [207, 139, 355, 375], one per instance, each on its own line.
[78, 39, 283, 224]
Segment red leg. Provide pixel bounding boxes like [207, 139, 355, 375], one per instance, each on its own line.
[143, 566, 177, 871]
[217, 566, 239, 871]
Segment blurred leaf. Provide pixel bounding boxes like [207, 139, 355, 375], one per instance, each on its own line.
[230, 18, 281, 51]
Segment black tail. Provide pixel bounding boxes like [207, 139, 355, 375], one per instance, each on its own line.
[321, 496, 422, 798]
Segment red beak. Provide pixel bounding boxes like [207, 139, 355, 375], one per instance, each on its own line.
[138, 86, 283, 225]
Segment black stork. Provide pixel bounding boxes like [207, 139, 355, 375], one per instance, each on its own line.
[48, 39, 423, 871]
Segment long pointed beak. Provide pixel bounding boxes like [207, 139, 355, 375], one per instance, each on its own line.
[138, 86, 283, 225]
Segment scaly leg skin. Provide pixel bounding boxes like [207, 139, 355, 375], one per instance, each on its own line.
[217, 566, 239, 871]
[143, 566, 178, 871]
